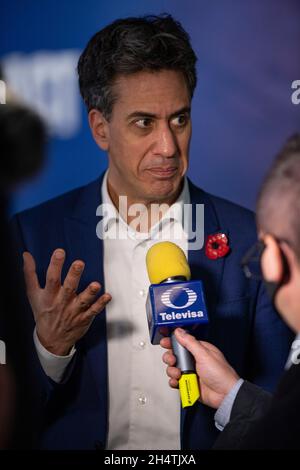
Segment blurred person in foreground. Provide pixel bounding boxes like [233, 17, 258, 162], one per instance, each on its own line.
[0, 101, 46, 448]
[162, 134, 300, 449]
[11, 14, 292, 450]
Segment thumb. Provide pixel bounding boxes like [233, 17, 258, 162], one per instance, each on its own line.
[174, 328, 204, 360]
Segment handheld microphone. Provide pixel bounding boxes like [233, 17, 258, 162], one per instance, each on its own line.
[146, 241, 209, 408]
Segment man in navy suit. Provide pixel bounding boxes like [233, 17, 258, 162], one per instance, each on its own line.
[12, 15, 292, 449]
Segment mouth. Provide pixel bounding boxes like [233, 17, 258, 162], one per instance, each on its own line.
[146, 167, 178, 179]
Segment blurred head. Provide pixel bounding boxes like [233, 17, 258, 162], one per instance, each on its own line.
[256, 134, 300, 332]
[0, 104, 46, 190]
[77, 14, 197, 204]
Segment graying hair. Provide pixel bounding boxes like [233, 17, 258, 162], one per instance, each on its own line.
[77, 14, 197, 120]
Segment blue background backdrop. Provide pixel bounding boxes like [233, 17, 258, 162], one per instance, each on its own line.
[1, 0, 300, 213]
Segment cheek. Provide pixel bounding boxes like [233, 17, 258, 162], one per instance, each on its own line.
[109, 131, 140, 170]
[129, 142, 151, 173]
[178, 129, 191, 155]
[178, 137, 190, 170]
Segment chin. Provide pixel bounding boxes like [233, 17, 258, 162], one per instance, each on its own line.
[148, 180, 180, 200]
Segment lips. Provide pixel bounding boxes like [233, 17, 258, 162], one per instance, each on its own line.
[147, 167, 178, 178]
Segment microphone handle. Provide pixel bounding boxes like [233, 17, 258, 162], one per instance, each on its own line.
[171, 330, 196, 373]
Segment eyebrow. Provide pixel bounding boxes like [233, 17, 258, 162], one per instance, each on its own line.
[126, 106, 191, 121]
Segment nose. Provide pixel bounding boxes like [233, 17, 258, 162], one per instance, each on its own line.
[153, 124, 178, 158]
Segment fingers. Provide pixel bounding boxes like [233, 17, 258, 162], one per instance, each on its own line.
[61, 260, 85, 302]
[81, 292, 112, 321]
[198, 340, 224, 356]
[167, 366, 181, 382]
[162, 350, 177, 367]
[174, 328, 205, 360]
[159, 327, 170, 338]
[23, 252, 40, 295]
[45, 249, 65, 298]
[169, 378, 179, 389]
[160, 337, 172, 350]
[162, 330, 222, 357]
[76, 282, 102, 311]
[163, 353, 181, 389]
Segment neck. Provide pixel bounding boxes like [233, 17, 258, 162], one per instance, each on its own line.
[106, 177, 183, 232]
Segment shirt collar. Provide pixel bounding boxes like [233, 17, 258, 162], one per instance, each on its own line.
[101, 170, 119, 226]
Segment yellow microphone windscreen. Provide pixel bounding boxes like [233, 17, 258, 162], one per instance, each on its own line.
[146, 241, 191, 284]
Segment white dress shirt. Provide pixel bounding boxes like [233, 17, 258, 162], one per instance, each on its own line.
[34, 172, 191, 450]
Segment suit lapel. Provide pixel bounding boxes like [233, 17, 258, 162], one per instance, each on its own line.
[187, 179, 227, 321]
[181, 179, 228, 446]
[63, 174, 108, 406]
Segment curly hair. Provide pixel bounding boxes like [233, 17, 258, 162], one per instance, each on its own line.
[77, 14, 197, 120]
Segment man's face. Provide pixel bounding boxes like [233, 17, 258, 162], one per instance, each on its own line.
[101, 69, 192, 204]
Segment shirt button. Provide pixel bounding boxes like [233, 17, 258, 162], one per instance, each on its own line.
[139, 289, 146, 297]
[139, 341, 146, 349]
[138, 396, 147, 405]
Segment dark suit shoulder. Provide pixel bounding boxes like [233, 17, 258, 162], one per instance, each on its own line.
[15, 176, 102, 225]
[206, 192, 254, 224]
[188, 180, 257, 245]
[189, 179, 255, 222]
[16, 182, 89, 220]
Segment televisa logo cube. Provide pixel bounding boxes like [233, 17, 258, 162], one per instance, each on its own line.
[146, 280, 209, 345]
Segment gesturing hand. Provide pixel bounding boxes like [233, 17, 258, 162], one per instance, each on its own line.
[23, 249, 111, 356]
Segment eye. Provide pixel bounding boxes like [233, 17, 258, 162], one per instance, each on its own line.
[171, 114, 189, 127]
[135, 118, 153, 129]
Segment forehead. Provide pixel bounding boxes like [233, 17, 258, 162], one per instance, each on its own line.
[112, 69, 191, 117]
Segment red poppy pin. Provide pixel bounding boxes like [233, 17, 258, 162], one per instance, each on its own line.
[205, 233, 230, 260]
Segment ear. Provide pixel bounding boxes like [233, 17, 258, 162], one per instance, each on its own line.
[261, 234, 284, 282]
[88, 109, 110, 151]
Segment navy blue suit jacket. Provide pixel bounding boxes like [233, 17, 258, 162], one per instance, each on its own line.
[11, 175, 293, 449]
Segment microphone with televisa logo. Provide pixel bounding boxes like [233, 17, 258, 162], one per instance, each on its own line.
[146, 241, 209, 408]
